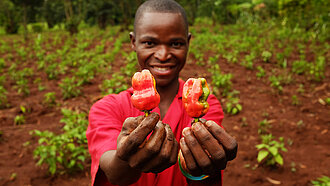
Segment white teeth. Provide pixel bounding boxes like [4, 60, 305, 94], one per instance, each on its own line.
[154, 67, 171, 71]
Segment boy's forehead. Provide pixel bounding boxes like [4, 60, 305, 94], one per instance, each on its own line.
[140, 12, 184, 23]
[135, 12, 187, 33]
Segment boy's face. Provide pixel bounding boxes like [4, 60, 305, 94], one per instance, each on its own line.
[131, 12, 191, 87]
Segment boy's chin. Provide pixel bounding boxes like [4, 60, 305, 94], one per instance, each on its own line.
[155, 77, 179, 88]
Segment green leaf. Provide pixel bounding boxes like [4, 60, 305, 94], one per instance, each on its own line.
[269, 146, 278, 156]
[274, 154, 283, 165]
[236, 104, 242, 111]
[257, 150, 269, 163]
[256, 144, 267, 149]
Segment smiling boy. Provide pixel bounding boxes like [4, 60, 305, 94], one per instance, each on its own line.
[86, 0, 237, 186]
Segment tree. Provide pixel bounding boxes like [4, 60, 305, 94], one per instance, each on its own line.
[43, 0, 66, 29]
[0, 0, 21, 34]
[63, 0, 85, 35]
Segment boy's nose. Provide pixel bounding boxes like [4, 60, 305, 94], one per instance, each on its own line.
[154, 45, 171, 62]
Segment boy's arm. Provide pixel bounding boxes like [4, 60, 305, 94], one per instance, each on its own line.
[100, 150, 141, 185]
[99, 113, 178, 185]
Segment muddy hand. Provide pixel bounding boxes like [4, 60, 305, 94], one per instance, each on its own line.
[116, 112, 160, 161]
[116, 112, 178, 173]
[180, 120, 237, 176]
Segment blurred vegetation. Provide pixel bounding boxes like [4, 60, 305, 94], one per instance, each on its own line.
[0, 0, 328, 38]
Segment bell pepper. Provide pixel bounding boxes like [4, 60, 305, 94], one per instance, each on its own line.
[182, 78, 210, 122]
[131, 69, 160, 116]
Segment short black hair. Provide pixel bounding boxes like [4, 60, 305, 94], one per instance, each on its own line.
[134, 0, 188, 34]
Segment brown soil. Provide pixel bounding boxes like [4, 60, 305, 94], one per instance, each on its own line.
[0, 33, 329, 186]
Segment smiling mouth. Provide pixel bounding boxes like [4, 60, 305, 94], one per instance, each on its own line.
[152, 66, 172, 71]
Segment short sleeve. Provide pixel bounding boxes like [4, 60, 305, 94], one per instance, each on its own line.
[86, 94, 127, 186]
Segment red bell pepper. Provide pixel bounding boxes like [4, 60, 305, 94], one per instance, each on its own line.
[131, 69, 160, 116]
[182, 78, 210, 122]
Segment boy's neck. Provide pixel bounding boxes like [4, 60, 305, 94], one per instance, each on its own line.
[157, 79, 180, 119]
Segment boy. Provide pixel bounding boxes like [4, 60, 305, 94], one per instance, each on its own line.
[86, 0, 237, 185]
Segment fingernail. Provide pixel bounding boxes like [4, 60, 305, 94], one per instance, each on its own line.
[180, 138, 185, 145]
[192, 122, 201, 131]
[205, 121, 212, 127]
[182, 127, 191, 136]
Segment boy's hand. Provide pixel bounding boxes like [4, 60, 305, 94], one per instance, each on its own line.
[180, 120, 237, 176]
[116, 112, 178, 173]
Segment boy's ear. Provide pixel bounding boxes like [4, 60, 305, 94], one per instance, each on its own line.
[129, 32, 136, 51]
[187, 32, 192, 46]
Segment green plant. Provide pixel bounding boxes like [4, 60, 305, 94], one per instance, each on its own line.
[311, 176, 330, 186]
[256, 66, 266, 79]
[32, 109, 89, 175]
[269, 75, 283, 93]
[59, 77, 82, 100]
[256, 136, 287, 166]
[33, 78, 46, 91]
[43, 92, 56, 106]
[14, 115, 25, 125]
[14, 105, 27, 125]
[291, 95, 300, 106]
[258, 119, 272, 134]
[75, 63, 97, 85]
[0, 85, 8, 108]
[0, 58, 5, 71]
[297, 84, 305, 94]
[261, 51, 272, 62]
[276, 53, 285, 67]
[224, 90, 242, 115]
[325, 98, 330, 105]
[120, 51, 138, 77]
[209, 64, 233, 97]
[45, 63, 61, 80]
[100, 73, 128, 95]
[14, 78, 30, 96]
[309, 56, 325, 82]
[241, 52, 255, 70]
[240, 117, 248, 127]
[223, 51, 238, 63]
[0, 76, 5, 86]
[292, 60, 309, 75]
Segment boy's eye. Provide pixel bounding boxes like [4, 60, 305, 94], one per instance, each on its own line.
[171, 42, 183, 48]
[143, 41, 154, 46]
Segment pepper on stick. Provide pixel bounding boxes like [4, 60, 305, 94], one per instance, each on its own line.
[131, 69, 160, 116]
[182, 77, 210, 123]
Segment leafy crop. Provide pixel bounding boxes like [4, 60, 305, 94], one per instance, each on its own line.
[59, 77, 82, 100]
[261, 51, 272, 62]
[256, 135, 287, 166]
[0, 58, 5, 71]
[258, 119, 272, 134]
[224, 91, 242, 115]
[100, 73, 128, 95]
[269, 75, 283, 93]
[14, 106, 28, 125]
[209, 64, 233, 97]
[43, 92, 56, 106]
[32, 109, 89, 175]
[256, 66, 266, 79]
[311, 176, 330, 186]
[0, 85, 8, 108]
[241, 52, 255, 70]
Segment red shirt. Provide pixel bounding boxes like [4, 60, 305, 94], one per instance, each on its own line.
[86, 79, 224, 186]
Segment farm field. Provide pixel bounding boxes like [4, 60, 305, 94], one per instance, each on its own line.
[0, 21, 329, 186]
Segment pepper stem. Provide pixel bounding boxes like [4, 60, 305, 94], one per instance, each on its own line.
[144, 110, 150, 117]
[194, 118, 199, 123]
